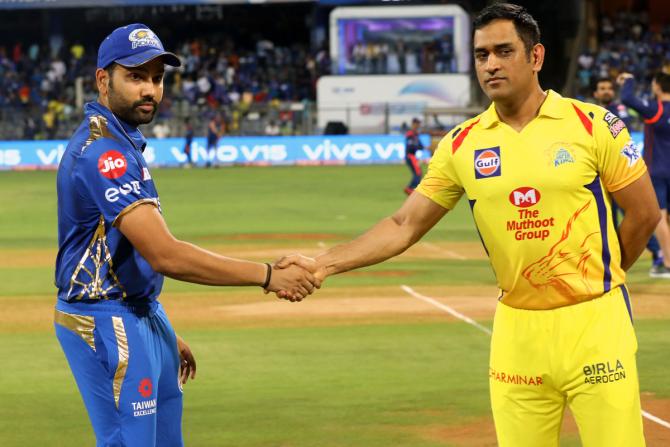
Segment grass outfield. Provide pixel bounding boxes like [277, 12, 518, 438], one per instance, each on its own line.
[0, 166, 669, 446]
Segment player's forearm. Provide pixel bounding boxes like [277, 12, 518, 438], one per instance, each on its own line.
[316, 216, 416, 277]
[154, 240, 266, 286]
[618, 211, 660, 271]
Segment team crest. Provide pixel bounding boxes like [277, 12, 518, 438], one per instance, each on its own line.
[553, 147, 575, 167]
[545, 142, 575, 168]
[621, 141, 641, 167]
[128, 29, 160, 50]
[474, 147, 501, 179]
[603, 112, 626, 138]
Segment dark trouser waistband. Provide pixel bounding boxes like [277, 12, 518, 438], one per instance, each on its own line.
[56, 299, 160, 317]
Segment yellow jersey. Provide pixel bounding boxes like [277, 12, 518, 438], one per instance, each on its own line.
[417, 90, 646, 310]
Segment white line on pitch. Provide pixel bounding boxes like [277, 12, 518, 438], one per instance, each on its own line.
[400, 285, 670, 431]
[400, 284, 491, 335]
[642, 410, 670, 429]
[421, 242, 468, 260]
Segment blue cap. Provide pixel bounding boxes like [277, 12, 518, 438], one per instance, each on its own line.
[97, 23, 180, 69]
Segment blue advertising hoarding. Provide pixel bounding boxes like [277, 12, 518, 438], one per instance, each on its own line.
[0, 132, 645, 171]
[0, 134, 433, 170]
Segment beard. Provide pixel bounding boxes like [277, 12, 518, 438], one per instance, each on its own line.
[600, 95, 614, 104]
[108, 83, 158, 127]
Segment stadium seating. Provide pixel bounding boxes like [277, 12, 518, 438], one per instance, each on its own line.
[576, 11, 670, 129]
[0, 36, 330, 140]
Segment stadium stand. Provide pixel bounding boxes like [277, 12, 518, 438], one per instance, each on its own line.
[0, 0, 586, 140]
[576, 6, 670, 130]
[0, 36, 331, 140]
[578, 14, 670, 94]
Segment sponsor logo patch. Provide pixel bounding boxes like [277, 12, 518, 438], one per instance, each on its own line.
[603, 111, 626, 138]
[583, 359, 626, 384]
[98, 150, 127, 179]
[131, 378, 157, 417]
[105, 180, 141, 202]
[621, 140, 641, 167]
[474, 147, 501, 179]
[138, 378, 153, 398]
[509, 187, 541, 208]
[505, 188, 555, 241]
[489, 368, 543, 386]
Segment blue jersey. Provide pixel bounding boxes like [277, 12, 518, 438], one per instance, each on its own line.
[621, 78, 670, 178]
[55, 101, 163, 305]
[207, 119, 219, 147]
[405, 129, 423, 156]
[604, 102, 634, 129]
[185, 126, 194, 146]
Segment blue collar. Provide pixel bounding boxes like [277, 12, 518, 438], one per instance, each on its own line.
[84, 101, 148, 152]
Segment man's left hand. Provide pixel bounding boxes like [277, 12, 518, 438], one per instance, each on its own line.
[176, 334, 197, 385]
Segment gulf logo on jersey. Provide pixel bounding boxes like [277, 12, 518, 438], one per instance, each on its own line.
[474, 147, 501, 179]
[98, 150, 127, 179]
[509, 187, 541, 207]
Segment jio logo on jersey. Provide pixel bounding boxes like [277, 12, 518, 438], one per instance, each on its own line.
[98, 150, 127, 179]
[474, 147, 501, 179]
[509, 187, 541, 207]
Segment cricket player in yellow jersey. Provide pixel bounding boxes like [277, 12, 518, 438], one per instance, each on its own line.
[273, 3, 661, 446]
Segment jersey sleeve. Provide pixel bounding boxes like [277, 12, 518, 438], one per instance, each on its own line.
[415, 132, 464, 209]
[620, 78, 659, 120]
[592, 106, 647, 192]
[74, 139, 158, 226]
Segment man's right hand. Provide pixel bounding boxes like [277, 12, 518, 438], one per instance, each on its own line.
[271, 254, 326, 302]
[265, 260, 321, 302]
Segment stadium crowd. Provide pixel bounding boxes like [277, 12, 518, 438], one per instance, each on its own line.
[576, 11, 670, 128]
[0, 35, 331, 140]
[3, 10, 670, 140]
[343, 36, 456, 75]
[0, 28, 460, 141]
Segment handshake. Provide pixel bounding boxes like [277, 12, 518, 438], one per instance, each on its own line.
[263, 254, 326, 302]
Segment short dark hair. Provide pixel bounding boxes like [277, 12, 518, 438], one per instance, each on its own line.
[104, 62, 117, 75]
[105, 62, 118, 88]
[653, 72, 670, 93]
[473, 3, 541, 56]
[593, 77, 614, 92]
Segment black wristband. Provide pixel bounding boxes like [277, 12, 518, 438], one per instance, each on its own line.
[262, 262, 272, 289]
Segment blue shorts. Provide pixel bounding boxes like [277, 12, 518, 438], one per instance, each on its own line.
[651, 176, 670, 210]
[55, 300, 183, 447]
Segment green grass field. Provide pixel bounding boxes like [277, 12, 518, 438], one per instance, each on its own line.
[1, 165, 668, 446]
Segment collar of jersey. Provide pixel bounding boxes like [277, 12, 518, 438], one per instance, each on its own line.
[84, 101, 147, 152]
[479, 89, 566, 129]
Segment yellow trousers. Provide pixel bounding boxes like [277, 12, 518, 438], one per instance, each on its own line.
[489, 286, 645, 447]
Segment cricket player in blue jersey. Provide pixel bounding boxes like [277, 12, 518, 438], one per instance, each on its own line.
[593, 77, 664, 271]
[403, 117, 425, 195]
[55, 24, 317, 447]
[619, 71, 670, 278]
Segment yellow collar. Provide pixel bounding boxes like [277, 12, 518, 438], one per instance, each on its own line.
[479, 90, 566, 129]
